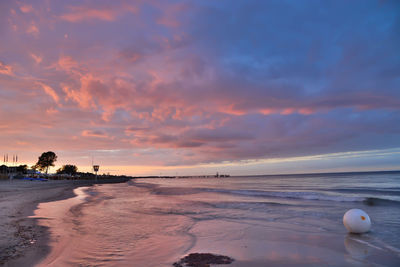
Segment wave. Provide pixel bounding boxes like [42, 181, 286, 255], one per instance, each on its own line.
[331, 188, 400, 196]
[204, 188, 400, 205]
[212, 201, 295, 210]
[140, 182, 400, 206]
[362, 197, 400, 206]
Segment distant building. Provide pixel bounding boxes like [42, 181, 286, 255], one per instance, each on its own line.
[0, 165, 17, 174]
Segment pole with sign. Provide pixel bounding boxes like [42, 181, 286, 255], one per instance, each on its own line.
[93, 165, 99, 182]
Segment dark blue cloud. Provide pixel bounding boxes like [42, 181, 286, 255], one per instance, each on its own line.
[182, 0, 399, 96]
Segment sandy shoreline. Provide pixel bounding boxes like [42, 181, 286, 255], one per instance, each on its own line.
[0, 180, 92, 267]
[2, 179, 399, 266]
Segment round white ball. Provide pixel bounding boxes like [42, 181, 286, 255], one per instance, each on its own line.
[343, 209, 371, 234]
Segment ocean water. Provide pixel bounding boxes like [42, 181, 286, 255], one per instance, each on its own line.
[35, 172, 400, 266]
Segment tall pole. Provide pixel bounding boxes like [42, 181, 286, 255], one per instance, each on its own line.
[93, 165, 99, 182]
[2, 155, 5, 176]
[6, 154, 9, 180]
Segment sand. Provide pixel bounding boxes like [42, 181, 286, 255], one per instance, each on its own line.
[0, 180, 89, 267]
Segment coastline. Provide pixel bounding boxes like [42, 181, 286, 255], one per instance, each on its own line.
[2, 175, 399, 266]
[0, 180, 94, 266]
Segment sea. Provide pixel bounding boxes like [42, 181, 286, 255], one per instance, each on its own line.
[34, 172, 400, 266]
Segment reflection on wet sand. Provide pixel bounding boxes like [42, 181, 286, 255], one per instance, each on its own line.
[344, 234, 372, 260]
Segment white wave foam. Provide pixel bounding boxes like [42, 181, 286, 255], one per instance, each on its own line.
[206, 189, 364, 202]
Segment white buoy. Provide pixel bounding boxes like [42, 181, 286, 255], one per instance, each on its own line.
[343, 209, 371, 234]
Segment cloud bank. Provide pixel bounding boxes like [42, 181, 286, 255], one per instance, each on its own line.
[0, 0, 399, 173]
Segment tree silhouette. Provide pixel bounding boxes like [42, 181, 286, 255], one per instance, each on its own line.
[17, 165, 28, 174]
[56, 164, 78, 175]
[33, 151, 57, 174]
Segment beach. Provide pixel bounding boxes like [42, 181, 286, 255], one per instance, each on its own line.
[1, 0, 399, 266]
[1, 173, 400, 266]
[0, 180, 90, 266]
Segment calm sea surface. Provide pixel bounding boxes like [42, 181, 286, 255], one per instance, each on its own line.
[36, 172, 400, 266]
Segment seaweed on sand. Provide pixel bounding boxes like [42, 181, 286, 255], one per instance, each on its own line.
[173, 253, 234, 267]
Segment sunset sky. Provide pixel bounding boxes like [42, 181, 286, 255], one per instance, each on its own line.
[1, 0, 399, 176]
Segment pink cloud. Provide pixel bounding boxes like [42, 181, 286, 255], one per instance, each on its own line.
[16, 141, 29, 146]
[46, 107, 59, 115]
[82, 130, 109, 138]
[0, 61, 14, 76]
[218, 105, 247, 116]
[60, 8, 115, 22]
[57, 55, 80, 73]
[259, 108, 276, 115]
[36, 82, 60, 103]
[62, 80, 93, 109]
[19, 4, 33, 13]
[156, 3, 189, 28]
[0, 0, 397, 172]
[26, 22, 39, 36]
[30, 53, 42, 64]
[280, 108, 296, 115]
[298, 108, 315, 115]
[59, 4, 138, 23]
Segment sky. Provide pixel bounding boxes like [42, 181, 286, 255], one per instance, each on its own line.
[1, 0, 399, 176]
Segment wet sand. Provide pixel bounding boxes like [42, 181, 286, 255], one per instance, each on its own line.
[2, 179, 400, 266]
[0, 180, 89, 267]
[187, 219, 395, 266]
[30, 183, 196, 266]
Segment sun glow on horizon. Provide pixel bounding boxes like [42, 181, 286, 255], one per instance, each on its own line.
[39, 148, 400, 177]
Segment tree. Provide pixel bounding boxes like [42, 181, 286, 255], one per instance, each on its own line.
[56, 164, 78, 175]
[17, 165, 28, 174]
[33, 151, 57, 174]
[0, 165, 7, 174]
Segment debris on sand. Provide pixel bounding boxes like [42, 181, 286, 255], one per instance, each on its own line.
[173, 253, 234, 267]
